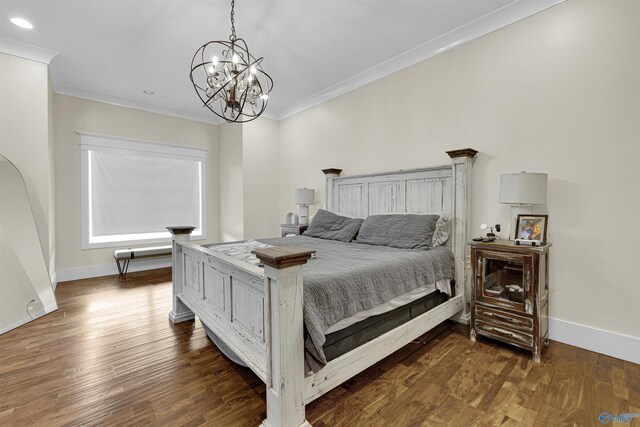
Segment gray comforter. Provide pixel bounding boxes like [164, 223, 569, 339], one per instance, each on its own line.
[258, 236, 455, 372]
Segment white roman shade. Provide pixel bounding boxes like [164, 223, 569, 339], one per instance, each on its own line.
[80, 133, 206, 248]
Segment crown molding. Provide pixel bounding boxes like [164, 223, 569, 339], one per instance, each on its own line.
[55, 83, 224, 125]
[0, 37, 58, 64]
[54, 83, 282, 125]
[272, 0, 566, 120]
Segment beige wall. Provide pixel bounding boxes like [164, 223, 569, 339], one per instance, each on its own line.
[0, 53, 54, 276]
[218, 123, 244, 242]
[275, 0, 640, 338]
[243, 118, 280, 239]
[219, 118, 280, 241]
[53, 94, 221, 269]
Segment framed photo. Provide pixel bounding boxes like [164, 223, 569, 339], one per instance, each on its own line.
[515, 214, 548, 244]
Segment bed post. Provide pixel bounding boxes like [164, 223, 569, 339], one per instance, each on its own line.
[167, 226, 196, 323]
[252, 246, 315, 427]
[446, 149, 478, 324]
[322, 168, 342, 210]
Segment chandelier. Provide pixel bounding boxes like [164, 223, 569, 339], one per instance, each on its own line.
[189, 0, 273, 123]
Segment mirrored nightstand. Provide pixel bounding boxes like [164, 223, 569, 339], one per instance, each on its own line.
[469, 240, 551, 362]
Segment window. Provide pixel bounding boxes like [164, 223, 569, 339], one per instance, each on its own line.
[80, 133, 206, 248]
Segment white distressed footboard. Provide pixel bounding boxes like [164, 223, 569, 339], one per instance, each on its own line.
[168, 227, 272, 381]
[168, 227, 314, 427]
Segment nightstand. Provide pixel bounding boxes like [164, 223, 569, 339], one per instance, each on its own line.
[280, 224, 308, 237]
[469, 240, 551, 362]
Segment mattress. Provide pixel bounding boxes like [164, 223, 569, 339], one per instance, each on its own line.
[325, 278, 451, 334]
[322, 288, 450, 363]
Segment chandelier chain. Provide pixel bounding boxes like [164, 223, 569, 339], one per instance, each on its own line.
[230, 0, 236, 41]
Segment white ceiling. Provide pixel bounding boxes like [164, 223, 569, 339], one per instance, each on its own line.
[0, 0, 563, 124]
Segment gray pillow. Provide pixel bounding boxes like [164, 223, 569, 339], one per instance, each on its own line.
[303, 209, 364, 242]
[355, 214, 440, 249]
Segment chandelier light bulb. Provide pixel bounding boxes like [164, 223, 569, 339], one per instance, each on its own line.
[212, 56, 219, 67]
[232, 53, 240, 64]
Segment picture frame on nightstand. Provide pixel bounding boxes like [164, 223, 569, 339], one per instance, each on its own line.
[515, 214, 548, 244]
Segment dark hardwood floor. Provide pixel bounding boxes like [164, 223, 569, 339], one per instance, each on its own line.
[0, 268, 638, 426]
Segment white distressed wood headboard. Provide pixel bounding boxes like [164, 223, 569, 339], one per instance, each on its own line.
[324, 165, 453, 218]
[321, 148, 478, 323]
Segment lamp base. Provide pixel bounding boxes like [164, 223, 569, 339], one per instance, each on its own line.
[298, 205, 310, 226]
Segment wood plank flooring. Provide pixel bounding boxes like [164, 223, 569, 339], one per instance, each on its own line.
[0, 268, 638, 426]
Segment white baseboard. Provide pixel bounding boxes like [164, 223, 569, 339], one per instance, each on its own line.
[55, 256, 171, 283]
[0, 302, 58, 335]
[549, 317, 640, 364]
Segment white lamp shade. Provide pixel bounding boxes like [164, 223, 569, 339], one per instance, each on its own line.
[294, 188, 315, 205]
[499, 172, 548, 205]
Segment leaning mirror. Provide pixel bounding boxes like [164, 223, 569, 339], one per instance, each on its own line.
[0, 154, 57, 334]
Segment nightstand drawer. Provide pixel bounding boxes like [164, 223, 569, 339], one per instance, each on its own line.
[475, 320, 533, 349]
[475, 305, 533, 333]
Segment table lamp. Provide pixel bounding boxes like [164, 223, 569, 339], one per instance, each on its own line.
[499, 172, 547, 239]
[294, 188, 315, 225]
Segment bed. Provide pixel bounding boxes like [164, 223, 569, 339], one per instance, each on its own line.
[168, 148, 477, 427]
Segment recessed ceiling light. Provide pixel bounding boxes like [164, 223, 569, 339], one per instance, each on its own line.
[10, 17, 34, 30]
[143, 90, 154, 95]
